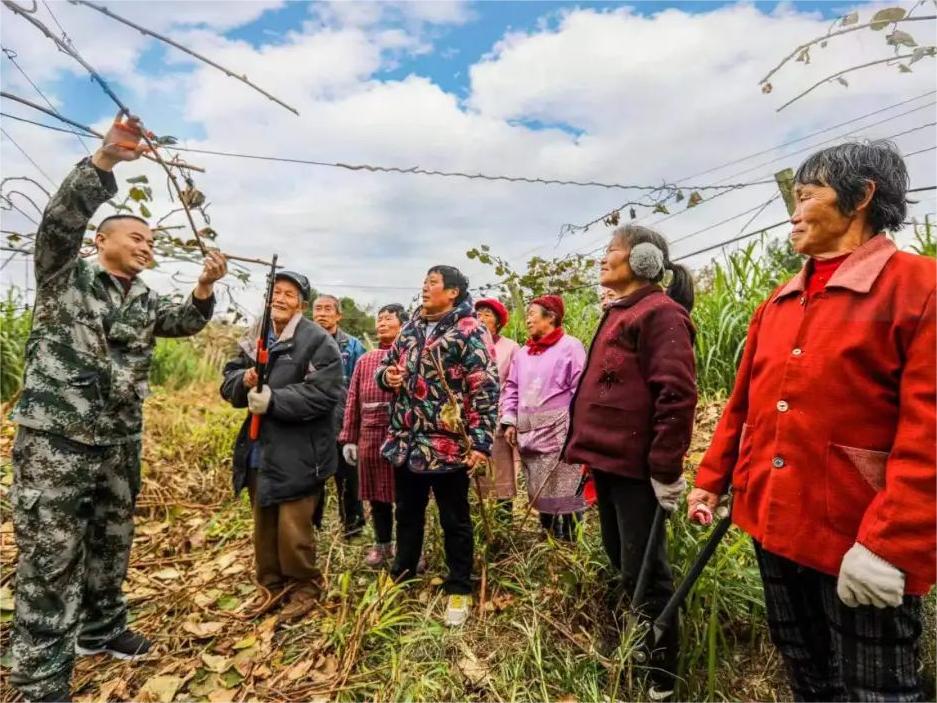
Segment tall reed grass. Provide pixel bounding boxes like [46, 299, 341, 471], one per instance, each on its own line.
[0, 292, 32, 403]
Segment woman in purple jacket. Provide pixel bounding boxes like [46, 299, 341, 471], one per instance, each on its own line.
[501, 295, 587, 541]
[564, 224, 697, 700]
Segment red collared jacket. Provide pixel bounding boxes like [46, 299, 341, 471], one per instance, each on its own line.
[695, 235, 936, 594]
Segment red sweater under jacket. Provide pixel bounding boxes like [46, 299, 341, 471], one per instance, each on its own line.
[563, 285, 697, 482]
[695, 235, 936, 594]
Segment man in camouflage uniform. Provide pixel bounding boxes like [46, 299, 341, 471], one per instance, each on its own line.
[9, 115, 228, 702]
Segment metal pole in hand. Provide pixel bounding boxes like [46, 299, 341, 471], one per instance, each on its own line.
[626, 505, 666, 663]
[649, 514, 732, 648]
[633, 505, 666, 610]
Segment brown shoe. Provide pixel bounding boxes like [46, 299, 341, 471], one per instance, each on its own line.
[279, 583, 321, 621]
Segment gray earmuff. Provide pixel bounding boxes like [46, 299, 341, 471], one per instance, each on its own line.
[629, 242, 665, 280]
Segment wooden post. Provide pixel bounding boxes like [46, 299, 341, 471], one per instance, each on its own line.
[774, 168, 796, 216]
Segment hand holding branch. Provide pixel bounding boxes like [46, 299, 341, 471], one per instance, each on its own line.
[91, 112, 149, 171]
[194, 249, 228, 299]
[465, 450, 488, 477]
[384, 365, 405, 390]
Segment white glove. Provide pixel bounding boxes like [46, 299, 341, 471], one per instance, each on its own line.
[651, 475, 686, 513]
[837, 542, 905, 608]
[342, 443, 358, 465]
[248, 385, 272, 415]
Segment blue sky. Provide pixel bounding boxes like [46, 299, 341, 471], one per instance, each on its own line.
[51, 1, 851, 137]
[225, 2, 848, 95]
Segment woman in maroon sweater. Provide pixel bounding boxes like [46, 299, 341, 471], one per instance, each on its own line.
[564, 224, 697, 699]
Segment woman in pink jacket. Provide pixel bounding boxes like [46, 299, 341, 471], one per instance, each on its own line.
[501, 295, 587, 540]
[474, 298, 520, 522]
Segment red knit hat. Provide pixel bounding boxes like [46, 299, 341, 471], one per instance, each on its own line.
[475, 298, 509, 329]
[530, 294, 565, 325]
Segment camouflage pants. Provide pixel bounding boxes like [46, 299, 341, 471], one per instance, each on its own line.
[10, 427, 141, 700]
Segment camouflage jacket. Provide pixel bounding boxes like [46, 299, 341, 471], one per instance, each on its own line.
[11, 158, 213, 446]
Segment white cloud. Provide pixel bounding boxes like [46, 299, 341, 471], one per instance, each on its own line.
[2, 0, 935, 319]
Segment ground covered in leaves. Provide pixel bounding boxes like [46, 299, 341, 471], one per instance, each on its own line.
[0, 386, 930, 702]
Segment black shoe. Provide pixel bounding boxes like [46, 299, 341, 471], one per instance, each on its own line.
[35, 689, 71, 702]
[76, 629, 152, 660]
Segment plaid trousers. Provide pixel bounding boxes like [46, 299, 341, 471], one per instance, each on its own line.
[754, 542, 924, 702]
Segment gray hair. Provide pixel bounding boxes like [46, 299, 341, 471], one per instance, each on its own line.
[314, 294, 341, 312]
[610, 224, 694, 312]
[794, 140, 908, 233]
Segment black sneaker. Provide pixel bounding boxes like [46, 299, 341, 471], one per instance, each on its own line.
[36, 688, 71, 702]
[75, 629, 152, 660]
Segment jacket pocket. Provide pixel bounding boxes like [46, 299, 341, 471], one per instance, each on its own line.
[731, 422, 754, 492]
[361, 402, 390, 429]
[11, 486, 56, 571]
[824, 442, 887, 538]
[11, 487, 42, 551]
[12, 486, 41, 512]
[571, 402, 644, 462]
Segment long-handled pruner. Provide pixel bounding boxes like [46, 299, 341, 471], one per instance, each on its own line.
[626, 505, 667, 663]
[631, 499, 733, 662]
[648, 513, 731, 648]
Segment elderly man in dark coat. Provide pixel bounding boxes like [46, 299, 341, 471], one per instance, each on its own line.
[221, 271, 344, 597]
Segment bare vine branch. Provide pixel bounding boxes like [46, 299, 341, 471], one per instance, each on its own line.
[156, 207, 187, 227]
[0, 194, 39, 225]
[1, 92, 205, 173]
[776, 51, 928, 111]
[2, 190, 44, 215]
[759, 14, 936, 87]
[4, 0, 126, 108]
[70, 0, 299, 116]
[1, 176, 50, 198]
[2, 0, 208, 253]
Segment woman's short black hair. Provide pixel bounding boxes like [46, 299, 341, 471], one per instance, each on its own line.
[795, 140, 908, 233]
[378, 303, 409, 324]
[427, 265, 470, 305]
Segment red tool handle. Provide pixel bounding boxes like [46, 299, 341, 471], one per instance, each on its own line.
[248, 341, 269, 441]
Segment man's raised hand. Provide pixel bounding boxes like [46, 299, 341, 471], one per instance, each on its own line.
[199, 250, 228, 285]
[194, 250, 227, 301]
[91, 111, 150, 171]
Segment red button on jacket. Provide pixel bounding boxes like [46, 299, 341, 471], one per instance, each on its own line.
[695, 235, 936, 594]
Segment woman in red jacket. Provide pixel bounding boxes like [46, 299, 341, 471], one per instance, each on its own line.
[564, 224, 697, 699]
[689, 141, 936, 702]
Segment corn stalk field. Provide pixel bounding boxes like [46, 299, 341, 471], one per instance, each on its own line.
[0, 232, 934, 702]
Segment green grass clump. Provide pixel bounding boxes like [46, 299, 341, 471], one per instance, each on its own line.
[0, 291, 32, 403]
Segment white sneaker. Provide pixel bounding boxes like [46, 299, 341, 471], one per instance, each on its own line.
[445, 594, 472, 627]
[648, 686, 674, 701]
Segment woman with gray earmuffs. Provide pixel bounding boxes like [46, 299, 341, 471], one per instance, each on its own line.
[563, 224, 698, 701]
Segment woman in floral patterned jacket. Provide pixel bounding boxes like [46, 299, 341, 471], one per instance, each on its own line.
[376, 265, 499, 627]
